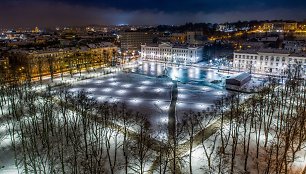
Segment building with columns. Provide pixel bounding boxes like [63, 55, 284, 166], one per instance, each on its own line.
[233, 49, 306, 77]
[141, 43, 203, 64]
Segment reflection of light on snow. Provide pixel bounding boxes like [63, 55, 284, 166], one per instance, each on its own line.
[195, 67, 200, 77]
[69, 88, 80, 92]
[143, 63, 149, 72]
[141, 80, 152, 85]
[110, 82, 120, 86]
[195, 103, 208, 110]
[95, 80, 104, 84]
[110, 98, 121, 103]
[179, 88, 186, 92]
[152, 100, 162, 105]
[108, 78, 117, 81]
[201, 86, 210, 91]
[154, 88, 165, 93]
[83, 79, 92, 83]
[97, 96, 108, 102]
[86, 88, 96, 92]
[164, 81, 173, 86]
[170, 67, 179, 80]
[87, 94, 94, 99]
[137, 85, 147, 90]
[160, 117, 168, 124]
[178, 94, 187, 99]
[157, 64, 163, 75]
[102, 88, 112, 92]
[214, 91, 224, 96]
[150, 62, 156, 72]
[122, 83, 132, 88]
[130, 98, 142, 105]
[116, 89, 128, 95]
[206, 70, 214, 79]
[161, 105, 169, 111]
[188, 68, 195, 79]
[177, 102, 186, 107]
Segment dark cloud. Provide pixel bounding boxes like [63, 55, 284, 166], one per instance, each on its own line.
[38, 0, 306, 13]
[0, 0, 306, 28]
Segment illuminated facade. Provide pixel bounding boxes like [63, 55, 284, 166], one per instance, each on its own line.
[233, 49, 306, 76]
[141, 43, 203, 64]
[8, 44, 118, 79]
[262, 22, 298, 32]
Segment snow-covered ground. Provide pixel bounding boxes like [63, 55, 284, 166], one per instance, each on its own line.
[67, 72, 228, 138]
[0, 124, 19, 174]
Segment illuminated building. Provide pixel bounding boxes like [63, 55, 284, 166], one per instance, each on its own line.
[141, 43, 203, 64]
[8, 43, 118, 78]
[233, 49, 306, 76]
[262, 22, 298, 32]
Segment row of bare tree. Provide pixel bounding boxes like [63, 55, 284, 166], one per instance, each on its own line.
[0, 67, 305, 174]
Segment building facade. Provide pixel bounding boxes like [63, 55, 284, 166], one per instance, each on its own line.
[120, 31, 155, 51]
[8, 43, 118, 79]
[283, 40, 306, 53]
[141, 43, 203, 64]
[233, 49, 306, 77]
[186, 31, 206, 45]
[262, 22, 298, 32]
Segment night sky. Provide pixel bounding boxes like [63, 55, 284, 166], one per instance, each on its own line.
[1, 0, 306, 27]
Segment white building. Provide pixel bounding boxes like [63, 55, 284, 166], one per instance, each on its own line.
[141, 43, 203, 64]
[233, 49, 306, 77]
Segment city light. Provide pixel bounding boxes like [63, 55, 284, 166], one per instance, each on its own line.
[3, 5, 306, 174]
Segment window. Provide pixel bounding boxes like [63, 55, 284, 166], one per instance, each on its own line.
[276, 57, 280, 61]
[282, 57, 286, 61]
[260, 56, 263, 60]
[271, 56, 274, 61]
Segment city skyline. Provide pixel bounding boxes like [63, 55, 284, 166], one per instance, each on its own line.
[1, 0, 306, 28]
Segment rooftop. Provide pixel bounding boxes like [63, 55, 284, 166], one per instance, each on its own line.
[228, 72, 251, 82]
[142, 42, 202, 49]
[234, 48, 306, 56]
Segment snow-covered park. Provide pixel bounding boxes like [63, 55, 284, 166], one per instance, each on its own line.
[2, 60, 305, 174]
[67, 69, 228, 137]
